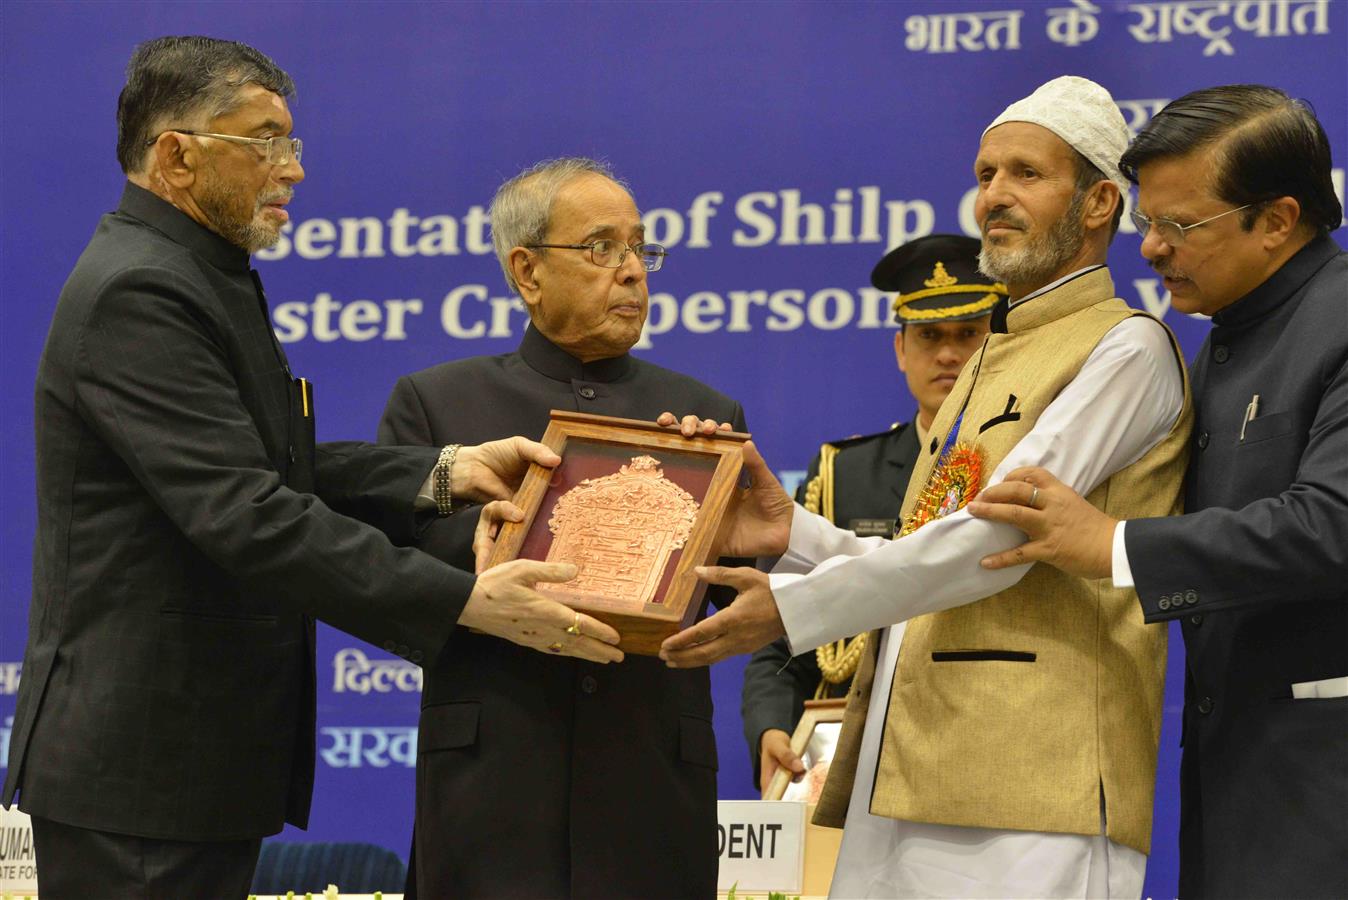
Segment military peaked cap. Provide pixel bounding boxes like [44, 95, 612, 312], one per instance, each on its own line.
[871, 234, 1007, 324]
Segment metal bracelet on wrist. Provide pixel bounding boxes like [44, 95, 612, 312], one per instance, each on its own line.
[433, 444, 461, 517]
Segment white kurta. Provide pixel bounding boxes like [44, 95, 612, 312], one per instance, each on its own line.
[771, 304, 1184, 899]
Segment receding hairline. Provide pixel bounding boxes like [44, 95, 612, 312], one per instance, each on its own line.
[533, 171, 640, 241]
[205, 81, 293, 123]
[142, 85, 293, 162]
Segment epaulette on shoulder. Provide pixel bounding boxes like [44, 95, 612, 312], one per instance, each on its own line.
[826, 420, 908, 450]
[805, 422, 909, 520]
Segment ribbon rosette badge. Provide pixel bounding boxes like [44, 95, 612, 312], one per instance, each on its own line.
[900, 443, 983, 537]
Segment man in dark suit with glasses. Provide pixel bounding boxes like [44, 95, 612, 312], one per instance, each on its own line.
[5, 38, 612, 898]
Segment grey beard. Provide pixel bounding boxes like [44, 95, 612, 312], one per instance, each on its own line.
[207, 204, 280, 254]
[978, 191, 1087, 287]
[225, 220, 279, 254]
[197, 182, 282, 254]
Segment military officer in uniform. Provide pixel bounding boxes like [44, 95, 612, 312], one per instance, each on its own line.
[741, 234, 1006, 792]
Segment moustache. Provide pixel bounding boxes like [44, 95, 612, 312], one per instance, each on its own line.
[982, 213, 1026, 233]
[257, 188, 294, 208]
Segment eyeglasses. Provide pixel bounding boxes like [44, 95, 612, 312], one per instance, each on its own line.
[525, 239, 667, 272]
[147, 130, 303, 165]
[1129, 203, 1253, 246]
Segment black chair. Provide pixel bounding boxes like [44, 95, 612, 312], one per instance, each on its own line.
[250, 841, 407, 895]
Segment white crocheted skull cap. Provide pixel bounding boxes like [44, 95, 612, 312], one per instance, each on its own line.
[984, 75, 1131, 194]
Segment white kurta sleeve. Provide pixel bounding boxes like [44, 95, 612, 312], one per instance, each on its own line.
[775, 315, 1185, 653]
[1111, 520, 1136, 588]
[772, 502, 890, 574]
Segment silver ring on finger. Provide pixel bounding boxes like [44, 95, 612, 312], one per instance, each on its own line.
[1029, 486, 1040, 510]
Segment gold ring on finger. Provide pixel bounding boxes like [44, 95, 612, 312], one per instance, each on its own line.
[548, 642, 563, 653]
[566, 612, 582, 637]
[1029, 486, 1040, 509]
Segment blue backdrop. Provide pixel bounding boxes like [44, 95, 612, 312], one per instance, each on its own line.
[2, 2, 1344, 896]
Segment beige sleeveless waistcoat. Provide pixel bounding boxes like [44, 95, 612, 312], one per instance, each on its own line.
[813, 267, 1192, 855]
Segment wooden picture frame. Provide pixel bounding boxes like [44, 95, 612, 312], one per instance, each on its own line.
[483, 410, 749, 656]
[762, 698, 848, 802]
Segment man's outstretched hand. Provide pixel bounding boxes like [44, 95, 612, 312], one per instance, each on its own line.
[718, 441, 795, 558]
[659, 566, 785, 668]
[655, 412, 794, 559]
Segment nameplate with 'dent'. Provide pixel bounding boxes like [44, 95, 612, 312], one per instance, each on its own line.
[716, 800, 805, 894]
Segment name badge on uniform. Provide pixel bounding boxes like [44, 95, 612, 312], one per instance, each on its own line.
[848, 518, 896, 539]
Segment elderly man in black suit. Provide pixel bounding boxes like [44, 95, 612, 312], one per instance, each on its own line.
[971, 84, 1347, 899]
[380, 157, 744, 899]
[741, 235, 1002, 793]
[3, 37, 618, 899]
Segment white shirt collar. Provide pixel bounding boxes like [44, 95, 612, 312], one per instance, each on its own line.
[1012, 264, 1105, 307]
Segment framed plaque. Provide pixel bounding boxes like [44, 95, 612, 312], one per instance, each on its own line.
[762, 698, 848, 802]
[483, 410, 749, 656]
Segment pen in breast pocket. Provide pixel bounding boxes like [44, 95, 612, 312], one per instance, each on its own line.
[1239, 393, 1259, 441]
[300, 377, 311, 418]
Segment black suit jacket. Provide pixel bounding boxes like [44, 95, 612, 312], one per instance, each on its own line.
[4, 184, 474, 841]
[1126, 236, 1347, 898]
[379, 326, 745, 899]
[740, 422, 919, 785]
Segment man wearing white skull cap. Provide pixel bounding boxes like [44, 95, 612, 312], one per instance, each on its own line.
[660, 75, 1193, 897]
[971, 84, 1348, 899]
